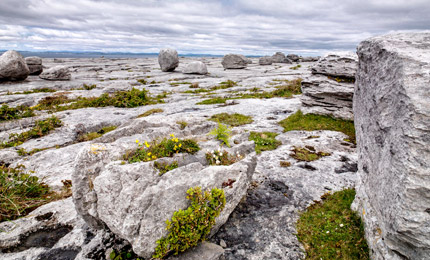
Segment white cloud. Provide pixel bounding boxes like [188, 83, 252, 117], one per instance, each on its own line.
[0, 0, 429, 55]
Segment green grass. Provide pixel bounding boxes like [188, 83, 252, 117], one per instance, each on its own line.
[249, 132, 282, 154]
[290, 64, 302, 70]
[209, 113, 253, 127]
[0, 165, 70, 222]
[124, 136, 200, 163]
[76, 125, 117, 142]
[0, 104, 35, 122]
[137, 108, 164, 118]
[290, 146, 331, 162]
[196, 97, 227, 105]
[279, 111, 356, 143]
[7, 88, 57, 95]
[153, 161, 179, 175]
[296, 189, 369, 260]
[1, 116, 62, 149]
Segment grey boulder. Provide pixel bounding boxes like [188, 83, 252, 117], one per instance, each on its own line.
[300, 56, 320, 62]
[25, 56, 43, 75]
[39, 65, 71, 80]
[183, 61, 208, 75]
[352, 32, 430, 260]
[158, 48, 179, 72]
[287, 54, 300, 62]
[311, 52, 357, 79]
[271, 52, 292, 63]
[0, 50, 30, 81]
[221, 54, 248, 69]
[258, 56, 273, 65]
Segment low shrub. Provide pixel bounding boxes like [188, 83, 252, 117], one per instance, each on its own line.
[0, 104, 35, 122]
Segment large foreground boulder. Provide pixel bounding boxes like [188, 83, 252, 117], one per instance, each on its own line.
[271, 52, 291, 63]
[311, 52, 357, 79]
[183, 61, 208, 75]
[158, 48, 179, 72]
[73, 141, 256, 258]
[39, 66, 71, 80]
[221, 54, 248, 69]
[0, 50, 30, 81]
[352, 32, 430, 259]
[25, 56, 43, 75]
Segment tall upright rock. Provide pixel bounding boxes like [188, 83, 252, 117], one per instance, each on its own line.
[352, 33, 430, 259]
[158, 48, 179, 72]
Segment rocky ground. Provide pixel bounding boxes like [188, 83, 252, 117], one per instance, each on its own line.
[0, 56, 357, 260]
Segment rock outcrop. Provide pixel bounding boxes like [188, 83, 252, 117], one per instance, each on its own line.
[258, 56, 273, 65]
[158, 48, 179, 72]
[221, 54, 248, 69]
[0, 50, 30, 81]
[300, 52, 357, 120]
[39, 65, 71, 80]
[352, 32, 430, 260]
[25, 56, 43, 75]
[182, 61, 208, 75]
[271, 52, 291, 63]
[300, 56, 320, 62]
[287, 54, 300, 62]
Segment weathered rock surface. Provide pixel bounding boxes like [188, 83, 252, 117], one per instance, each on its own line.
[258, 56, 273, 65]
[271, 52, 292, 63]
[25, 56, 43, 75]
[0, 50, 30, 81]
[300, 75, 354, 120]
[39, 65, 71, 80]
[182, 61, 208, 74]
[300, 56, 320, 62]
[287, 54, 300, 62]
[352, 32, 430, 260]
[158, 48, 179, 72]
[221, 54, 248, 69]
[311, 52, 357, 79]
[168, 242, 224, 260]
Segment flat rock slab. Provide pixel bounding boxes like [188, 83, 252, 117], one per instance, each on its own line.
[311, 52, 357, 79]
[168, 242, 224, 260]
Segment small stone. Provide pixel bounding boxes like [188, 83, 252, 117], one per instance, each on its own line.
[220, 239, 227, 248]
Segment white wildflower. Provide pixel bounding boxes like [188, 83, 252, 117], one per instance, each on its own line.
[216, 160, 220, 165]
[340, 224, 344, 227]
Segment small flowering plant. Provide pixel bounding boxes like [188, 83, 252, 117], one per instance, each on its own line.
[124, 134, 200, 163]
[205, 147, 243, 166]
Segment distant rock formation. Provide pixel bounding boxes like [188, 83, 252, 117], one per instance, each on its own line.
[299, 56, 320, 62]
[158, 48, 179, 72]
[258, 56, 273, 65]
[0, 50, 30, 81]
[25, 56, 43, 75]
[271, 52, 292, 63]
[352, 32, 430, 260]
[183, 61, 208, 75]
[287, 54, 300, 62]
[221, 54, 248, 69]
[39, 65, 71, 80]
[300, 52, 357, 120]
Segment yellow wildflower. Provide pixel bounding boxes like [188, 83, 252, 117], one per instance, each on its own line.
[145, 141, 150, 148]
[174, 145, 177, 150]
[135, 139, 139, 144]
[179, 143, 182, 148]
[152, 155, 156, 159]
[148, 152, 152, 156]
[175, 138, 179, 143]
[170, 134, 175, 138]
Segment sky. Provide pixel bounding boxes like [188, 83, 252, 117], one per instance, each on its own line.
[0, 0, 429, 56]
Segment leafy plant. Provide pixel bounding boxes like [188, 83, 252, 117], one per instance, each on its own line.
[279, 110, 356, 143]
[0, 104, 35, 122]
[209, 113, 253, 127]
[1, 116, 62, 149]
[154, 161, 179, 175]
[249, 132, 281, 154]
[296, 189, 369, 259]
[124, 135, 200, 163]
[208, 121, 232, 147]
[109, 249, 142, 260]
[176, 121, 188, 130]
[153, 187, 226, 259]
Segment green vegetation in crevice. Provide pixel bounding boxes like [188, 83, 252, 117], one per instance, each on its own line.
[290, 146, 331, 162]
[208, 121, 232, 147]
[34, 88, 164, 112]
[7, 88, 57, 95]
[279, 110, 356, 143]
[124, 135, 200, 163]
[289, 64, 302, 70]
[153, 187, 226, 259]
[0, 104, 35, 122]
[183, 88, 210, 94]
[196, 97, 226, 105]
[137, 79, 147, 85]
[1, 116, 62, 149]
[205, 149, 242, 165]
[209, 113, 253, 127]
[170, 81, 192, 86]
[76, 125, 117, 142]
[327, 75, 355, 83]
[137, 108, 164, 118]
[176, 121, 188, 130]
[249, 132, 281, 154]
[296, 189, 369, 259]
[0, 165, 71, 222]
[280, 161, 291, 167]
[154, 161, 179, 175]
[109, 249, 142, 260]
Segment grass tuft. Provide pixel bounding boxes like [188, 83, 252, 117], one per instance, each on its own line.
[249, 132, 281, 154]
[138, 108, 164, 118]
[196, 97, 226, 105]
[209, 113, 253, 127]
[290, 146, 330, 162]
[296, 189, 369, 259]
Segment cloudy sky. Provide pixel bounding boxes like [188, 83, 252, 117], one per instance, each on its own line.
[0, 0, 429, 55]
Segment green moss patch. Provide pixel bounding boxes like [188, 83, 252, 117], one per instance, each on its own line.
[153, 187, 226, 259]
[279, 110, 356, 143]
[138, 108, 164, 118]
[76, 125, 117, 142]
[209, 113, 253, 127]
[196, 97, 226, 105]
[249, 131, 281, 154]
[290, 146, 330, 162]
[296, 189, 369, 259]
[1, 116, 62, 149]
